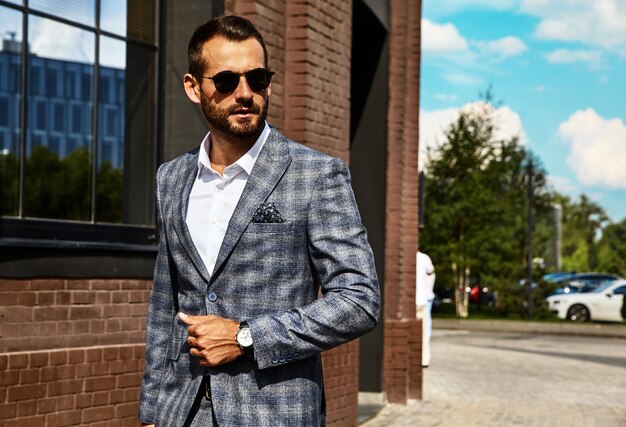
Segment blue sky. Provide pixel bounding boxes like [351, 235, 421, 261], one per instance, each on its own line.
[420, 0, 626, 222]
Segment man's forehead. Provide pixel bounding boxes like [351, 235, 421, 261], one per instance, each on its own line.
[202, 36, 265, 71]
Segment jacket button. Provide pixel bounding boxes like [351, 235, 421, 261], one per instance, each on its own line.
[208, 292, 217, 302]
[271, 357, 278, 364]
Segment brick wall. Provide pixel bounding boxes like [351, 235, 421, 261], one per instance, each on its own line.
[0, 279, 151, 426]
[227, 1, 358, 426]
[383, 0, 422, 403]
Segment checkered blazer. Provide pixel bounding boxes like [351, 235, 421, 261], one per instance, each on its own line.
[139, 127, 380, 426]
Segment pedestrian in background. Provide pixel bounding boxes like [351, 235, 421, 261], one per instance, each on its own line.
[416, 250, 436, 367]
[139, 15, 380, 427]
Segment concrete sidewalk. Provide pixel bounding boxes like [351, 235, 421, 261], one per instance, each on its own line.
[358, 318, 626, 426]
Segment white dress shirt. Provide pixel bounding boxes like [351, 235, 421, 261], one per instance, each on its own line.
[186, 123, 270, 276]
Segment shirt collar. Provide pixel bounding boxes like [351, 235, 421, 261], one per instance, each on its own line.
[197, 122, 270, 177]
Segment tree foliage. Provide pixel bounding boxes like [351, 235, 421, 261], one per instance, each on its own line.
[421, 103, 552, 316]
[1, 145, 123, 222]
[421, 99, 624, 318]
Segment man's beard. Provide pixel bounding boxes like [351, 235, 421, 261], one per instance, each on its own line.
[200, 94, 268, 140]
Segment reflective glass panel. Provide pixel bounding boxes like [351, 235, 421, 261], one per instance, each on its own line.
[96, 36, 125, 223]
[29, 0, 95, 27]
[120, 42, 156, 225]
[101, 0, 126, 37]
[127, 0, 155, 44]
[24, 16, 95, 221]
[0, 6, 23, 216]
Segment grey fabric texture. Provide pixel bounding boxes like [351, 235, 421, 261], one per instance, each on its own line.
[139, 128, 380, 426]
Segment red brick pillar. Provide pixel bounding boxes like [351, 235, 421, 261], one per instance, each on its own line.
[383, 0, 422, 403]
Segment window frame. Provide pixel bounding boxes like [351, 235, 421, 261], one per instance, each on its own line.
[0, 0, 160, 253]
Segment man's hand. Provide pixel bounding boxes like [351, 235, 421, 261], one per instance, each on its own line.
[179, 313, 244, 367]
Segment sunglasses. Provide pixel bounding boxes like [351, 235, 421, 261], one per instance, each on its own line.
[201, 68, 275, 94]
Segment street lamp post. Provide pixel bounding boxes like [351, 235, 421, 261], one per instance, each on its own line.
[526, 159, 534, 320]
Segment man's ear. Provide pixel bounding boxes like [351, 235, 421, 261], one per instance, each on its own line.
[266, 82, 272, 98]
[183, 73, 201, 104]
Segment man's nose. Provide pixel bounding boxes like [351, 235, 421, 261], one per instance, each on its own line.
[233, 75, 253, 100]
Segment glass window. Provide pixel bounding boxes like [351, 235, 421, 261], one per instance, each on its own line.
[0, 96, 8, 127]
[24, 16, 94, 221]
[1, 0, 156, 230]
[35, 100, 46, 130]
[30, 0, 95, 27]
[96, 35, 125, 223]
[101, 0, 127, 37]
[53, 103, 64, 132]
[0, 6, 24, 215]
[71, 104, 82, 134]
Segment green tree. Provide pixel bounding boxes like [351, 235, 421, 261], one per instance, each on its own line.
[596, 219, 626, 277]
[0, 151, 20, 216]
[421, 103, 552, 317]
[551, 193, 608, 272]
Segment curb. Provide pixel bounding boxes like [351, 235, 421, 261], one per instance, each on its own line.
[433, 318, 626, 338]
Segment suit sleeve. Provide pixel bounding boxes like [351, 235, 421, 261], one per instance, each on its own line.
[248, 157, 381, 369]
[138, 168, 178, 423]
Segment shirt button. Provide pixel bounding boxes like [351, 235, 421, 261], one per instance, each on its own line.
[208, 292, 217, 302]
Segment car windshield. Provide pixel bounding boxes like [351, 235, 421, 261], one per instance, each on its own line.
[592, 282, 617, 293]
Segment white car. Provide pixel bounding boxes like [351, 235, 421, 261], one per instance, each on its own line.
[546, 279, 626, 322]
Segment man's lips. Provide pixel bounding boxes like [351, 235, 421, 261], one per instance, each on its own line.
[230, 105, 260, 116]
[232, 110, 253, 115]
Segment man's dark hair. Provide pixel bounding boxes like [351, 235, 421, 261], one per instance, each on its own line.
[188, 15, 269, 78]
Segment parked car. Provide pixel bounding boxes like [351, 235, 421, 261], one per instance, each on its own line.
[469, 284, 496, 306]
[546, 272, 621, 295]
[546, 279, 626, 322]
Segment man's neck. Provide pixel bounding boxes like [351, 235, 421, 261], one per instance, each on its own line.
[208, 130, 259, 175]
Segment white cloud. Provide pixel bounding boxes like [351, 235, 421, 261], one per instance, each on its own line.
[30, 16, 94, 64]
[474, 36, 528, 60]
[419, 102, 527, 169]
[421, 19, 469, 54]
[443, 71, 483, 86]
[547, 175, 579, 196]
[558, 109, 626, 189]
[534, 85, 547, 92]
[433, 93, 458, 102]
[521, 0, 626, 53]
[426, 0, 518, 16]
[545, 49, 603, 67]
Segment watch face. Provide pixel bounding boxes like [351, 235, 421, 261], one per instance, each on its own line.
[237, 327, 253, 348]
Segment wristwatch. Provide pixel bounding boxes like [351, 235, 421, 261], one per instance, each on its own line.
[236, 321, 254, 358]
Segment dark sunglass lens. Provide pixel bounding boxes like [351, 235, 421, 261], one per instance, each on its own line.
[246, 69, 272, 91]
[212, 71, 240, 93]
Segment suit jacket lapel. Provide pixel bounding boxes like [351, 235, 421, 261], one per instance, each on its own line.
[210, 128, 292, 283]
[171, 151, 212, 283]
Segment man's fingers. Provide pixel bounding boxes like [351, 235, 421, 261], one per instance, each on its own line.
[179, 312, 217, 325]
[179, 312, 199, 325]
